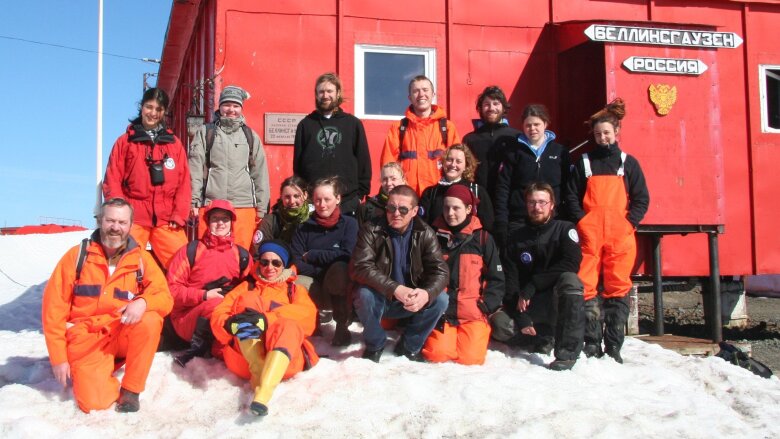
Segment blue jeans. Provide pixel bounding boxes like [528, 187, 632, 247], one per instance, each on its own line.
[354, 286, 448, 353]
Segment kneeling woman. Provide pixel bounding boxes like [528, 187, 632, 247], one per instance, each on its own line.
[422, 185, 505, 365]
[211, 240, 319, 416]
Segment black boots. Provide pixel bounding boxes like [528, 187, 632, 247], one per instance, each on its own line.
[583, 296, 628, 362]
[331, 295, 352, 347]
[115, 388, 140, 412]
[174, 317, 214, 367]
[603, 297, 629, 363]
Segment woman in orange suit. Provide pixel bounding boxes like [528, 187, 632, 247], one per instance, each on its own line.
[565, 98, 649, 363]
[211, 239, 319, 416]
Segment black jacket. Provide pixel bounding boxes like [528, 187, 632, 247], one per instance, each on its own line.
[463, 122, 521, 195]
[293, 110, 372, 203]
[349, 217, 449, 305]
[503, 218, 582, 306]
[494, 132, 572, 226]
[357, 194, 386, 228]
[565, 143, 649, 227]
[419, 180, 494, 232]
[290, 214, 358, 278]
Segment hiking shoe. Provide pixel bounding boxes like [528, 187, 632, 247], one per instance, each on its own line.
[249, 401, 269, 416]
[549, 359, 577, 371]
[583, 343, 604, 358]
[605, 346, 623, 364]
[331, 323, 352, 347]
[394, 343, 428, 363]
[115, 388, 140, 413]
[361, 347, 384, 363]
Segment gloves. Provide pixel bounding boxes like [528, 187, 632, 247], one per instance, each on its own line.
[224, 308, 267, 340]
[204, 276, 230, 293]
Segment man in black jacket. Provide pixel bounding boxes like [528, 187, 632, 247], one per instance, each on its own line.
[349, 185, 449, 362]
[294, 72, 372, 215]
[462, 85, 520, 196]
[492, 182, 585, 371]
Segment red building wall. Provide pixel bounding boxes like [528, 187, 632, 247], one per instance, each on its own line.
[158, 0, 780, 276]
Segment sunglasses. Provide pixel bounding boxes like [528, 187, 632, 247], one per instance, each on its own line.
[259, 259, 283, 268]
[386, 205, 412, 215]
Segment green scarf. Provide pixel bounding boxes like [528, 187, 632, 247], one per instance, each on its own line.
[279, 203, 310, 242]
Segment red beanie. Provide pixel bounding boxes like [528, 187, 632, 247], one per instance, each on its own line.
[444, 184, 480, 209]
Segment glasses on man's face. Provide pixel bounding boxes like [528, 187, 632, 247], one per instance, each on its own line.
[386, 205, 411, 216]
[259, 259, 283, 268]
[526, 200, 550, 207]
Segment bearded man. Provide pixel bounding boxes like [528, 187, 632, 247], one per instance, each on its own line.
[293, 72, 372, 215]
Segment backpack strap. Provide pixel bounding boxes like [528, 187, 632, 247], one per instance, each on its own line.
[287, 282, 295, 302]
[241, 124, 256, 171]
[74, 238, 90, 284]
[398, 117, 409, 152]
[186, 240, 200, 268]
[237, 245, 250, 274]
[205, 123, 217, 169]
[439, 117, 448, 145]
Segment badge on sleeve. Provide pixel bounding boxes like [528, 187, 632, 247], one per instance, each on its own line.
[568, 229, 579, 243]
[520, 252, 533, 265]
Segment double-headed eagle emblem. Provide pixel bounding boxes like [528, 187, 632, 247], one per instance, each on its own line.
[649, 84, 677, 116]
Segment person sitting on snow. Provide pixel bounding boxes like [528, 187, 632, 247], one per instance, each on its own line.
[491, 182, 585, 371]
[166, 199, 253, 367]
[42, 197, 173, 413]
[210, 240, 319, 416]
[350, 185, 449, 362]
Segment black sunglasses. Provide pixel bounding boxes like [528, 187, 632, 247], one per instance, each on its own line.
[386, 205, 411, 215]
[259, 259, 283, 268]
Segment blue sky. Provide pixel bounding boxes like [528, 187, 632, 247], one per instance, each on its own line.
[0, 1, 171, 228]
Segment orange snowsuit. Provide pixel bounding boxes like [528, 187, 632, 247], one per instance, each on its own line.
[211, 267, 319, 381]
[576, 153, 637, 301]
[42, 232, 173, 413]
[380, 105, 461, 194]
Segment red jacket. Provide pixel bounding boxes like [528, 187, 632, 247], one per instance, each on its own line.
[166, 232, 253, 322]
[103, 124, 191, 228]
[42, 231, 173, 365]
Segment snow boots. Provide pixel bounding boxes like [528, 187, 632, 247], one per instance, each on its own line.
[552, 273, 585, 364]
[239, 339, 290, 416]
[115, 388, 140, 413]
[603, 297, 628, 363]
[331, 295, 352, 347]
[583, 298, 604, 358]
[174, 317, 213, 367]
[584, 296, 628, 363]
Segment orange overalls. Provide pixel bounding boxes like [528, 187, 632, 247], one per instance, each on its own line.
[42, 237, 173, 412]
[576, 152, 637, 301]
[210, 269, 319, 381]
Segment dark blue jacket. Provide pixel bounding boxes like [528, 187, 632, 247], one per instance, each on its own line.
[290, 214, 358, 277]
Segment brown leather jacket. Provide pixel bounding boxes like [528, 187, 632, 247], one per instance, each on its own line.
[349, 217, 449, 305]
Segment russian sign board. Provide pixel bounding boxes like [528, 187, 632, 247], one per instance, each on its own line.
[623, 56, 708, 76]
[264, 113, 306, 145]
[584, 24, 743, 49]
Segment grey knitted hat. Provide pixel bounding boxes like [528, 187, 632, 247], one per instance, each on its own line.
[219, 85, 250, 106]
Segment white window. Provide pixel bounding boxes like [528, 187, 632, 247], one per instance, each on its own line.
[759, 65, 780, 133]
[354, 45, 437, 120]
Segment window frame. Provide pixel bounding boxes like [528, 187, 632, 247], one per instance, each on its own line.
[759, 64, 780, 134]
[354, 44, 437, 120]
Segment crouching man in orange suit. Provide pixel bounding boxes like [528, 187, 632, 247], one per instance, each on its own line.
[42, 198, 173, 413]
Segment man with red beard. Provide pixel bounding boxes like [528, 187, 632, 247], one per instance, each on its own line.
[462, 85, 520, 196]
[294, 72, 372, 216]
[491, 183, 585, 371]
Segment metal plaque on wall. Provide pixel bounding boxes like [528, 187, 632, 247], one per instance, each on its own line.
[264, 113, 306, 145]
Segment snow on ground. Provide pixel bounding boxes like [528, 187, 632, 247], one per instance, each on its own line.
[1, 232, 779, 438]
